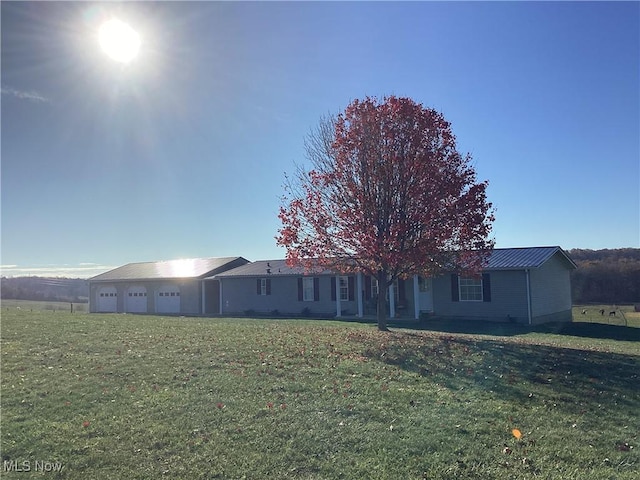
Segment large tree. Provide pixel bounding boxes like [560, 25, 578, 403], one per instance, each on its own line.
[277, 96, 495, 331]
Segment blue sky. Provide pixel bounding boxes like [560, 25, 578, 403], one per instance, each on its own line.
[2, 1, 639, 278]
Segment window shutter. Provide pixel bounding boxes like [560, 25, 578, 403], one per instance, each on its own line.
[348, 276, 355, 301]
[364, 275, 371, 300]
[313, 277, 320, 301]
[297, 278, 303, 301]
[331, 277, 336, 301]
[257, 279, 261, 295]
[266, 278, 271, 296]
[482, 273, 491, 302]
[451, 274, 459, 302]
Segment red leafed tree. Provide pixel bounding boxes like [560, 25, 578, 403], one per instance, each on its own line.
[276, 96, 495, 331]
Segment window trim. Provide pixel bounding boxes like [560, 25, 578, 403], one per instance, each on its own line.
[459, 276, 483, 302]
[302, 277, 315, 302]
[257, 278, 271, 296]
[371, 277, 379, 297]
[339, 276, 349, 302]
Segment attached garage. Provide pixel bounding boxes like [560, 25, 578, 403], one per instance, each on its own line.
[156, 286, 180, 313]
[126, 286, 148, 313]
[97, 286, 118, 312]
[88, 256, 250, 315]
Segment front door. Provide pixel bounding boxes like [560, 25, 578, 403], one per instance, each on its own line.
[418, 277, 433, 312]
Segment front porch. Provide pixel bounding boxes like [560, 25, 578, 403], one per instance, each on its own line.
[334, 274, 434, 320]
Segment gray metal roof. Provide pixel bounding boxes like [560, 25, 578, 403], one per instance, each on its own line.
[213, 259, 334, 278]
[89, 257, 249, 282]
[486, 247, 576, 270]
[213, 247, 576, 278]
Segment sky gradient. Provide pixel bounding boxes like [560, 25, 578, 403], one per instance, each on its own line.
[2, 1, 639, 278]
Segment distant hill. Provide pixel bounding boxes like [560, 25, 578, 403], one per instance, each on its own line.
[568, 248, 640, 304]
[1, 277, 89, 303]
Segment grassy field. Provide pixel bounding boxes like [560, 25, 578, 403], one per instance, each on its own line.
[573, 304, 640, 328]
[1, 310, 638, 479]
[1, 299, 89, 313]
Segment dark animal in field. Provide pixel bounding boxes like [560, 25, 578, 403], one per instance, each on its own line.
[609, 311, 616, 316]
[599, 309, 605, 316]
[582, 309, 587, 315]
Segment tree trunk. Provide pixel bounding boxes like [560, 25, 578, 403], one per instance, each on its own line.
[376, 271, 389, 331]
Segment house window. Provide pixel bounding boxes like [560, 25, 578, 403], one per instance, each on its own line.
[371, 277, 379, 297]
[418, 276, 430, 292]
[384, 279, 400, 303]
[257, 278, 271, 296]
[302, 277, 315, 302]
[339, 276, 349, 301]
[459, 276, 483, 302]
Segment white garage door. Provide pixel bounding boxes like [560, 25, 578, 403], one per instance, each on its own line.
[97, 287, 118, 312]
[156, 286, 180, 313]
[126, 286, 148, 313]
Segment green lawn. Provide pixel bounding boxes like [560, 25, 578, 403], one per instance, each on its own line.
[1, 310, 638, 479]
[1, 299, 89, 313]
[573, 304, 640, 328]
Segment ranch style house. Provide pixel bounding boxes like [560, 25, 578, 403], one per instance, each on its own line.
[88, 246, 577, 325]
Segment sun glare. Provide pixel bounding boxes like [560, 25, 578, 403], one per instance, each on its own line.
[98, 18, 141, 63]
[171, 259, 198, 278]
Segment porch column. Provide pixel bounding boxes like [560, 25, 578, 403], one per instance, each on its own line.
[219, 279, 223, 315]
[413, 275, 420, 319]
[356, 273, 363, 317]
[335, 275, 342, 317]
[201, 281, 206, 314]
[389, 282, 395, 318]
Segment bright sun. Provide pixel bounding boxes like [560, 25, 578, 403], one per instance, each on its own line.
[98, 18, 141, 63]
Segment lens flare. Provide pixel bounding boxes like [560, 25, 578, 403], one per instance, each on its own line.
[98, 18, 141, 63]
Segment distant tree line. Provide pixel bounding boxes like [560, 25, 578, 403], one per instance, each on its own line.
[569, 249, 640, 304]
[1, 277, 89, 303]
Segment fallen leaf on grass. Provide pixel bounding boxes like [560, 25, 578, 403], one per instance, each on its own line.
[512, 428, 522, 440]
